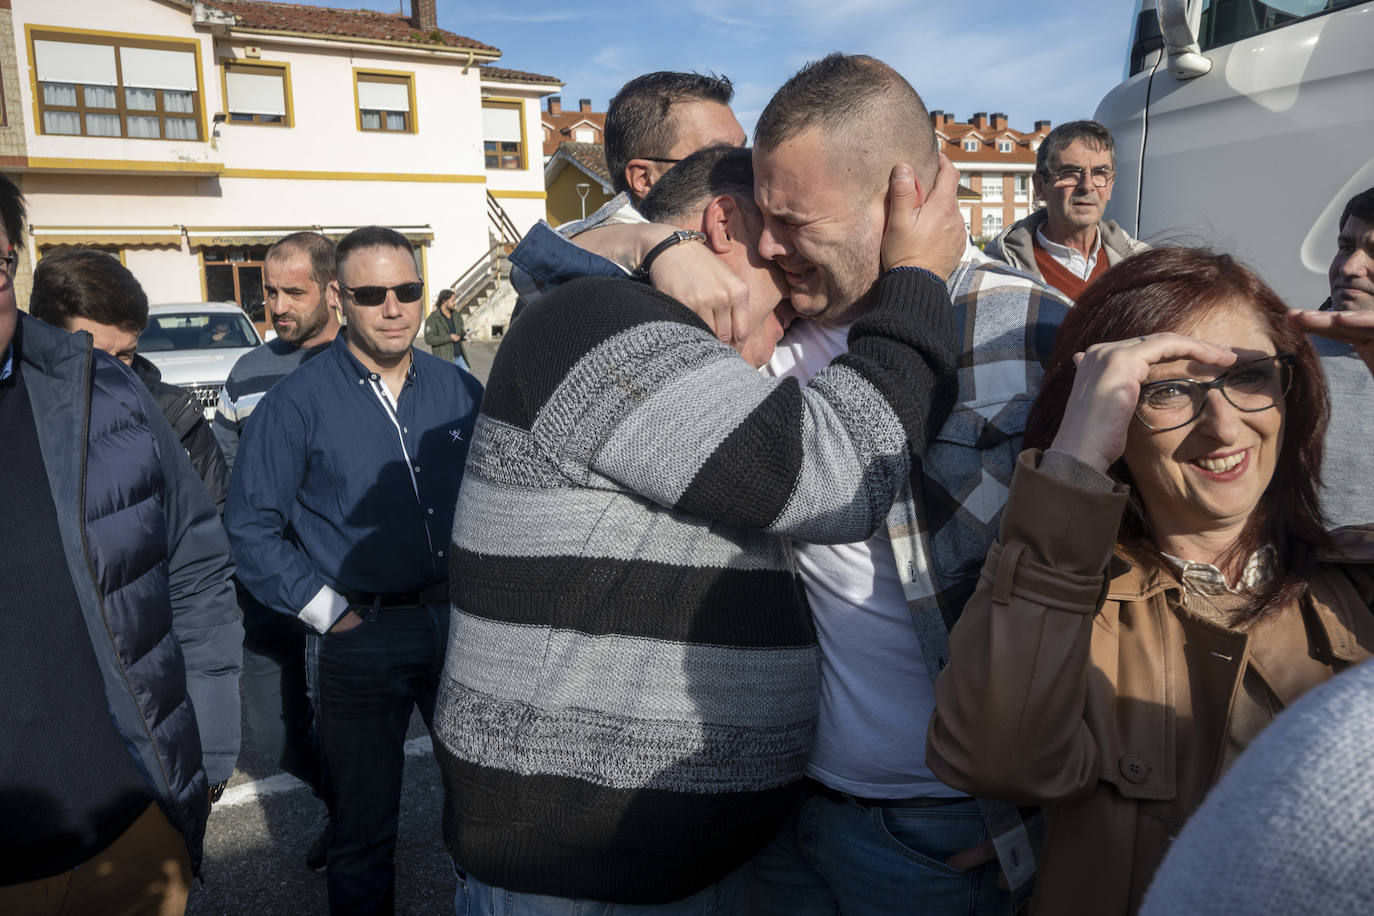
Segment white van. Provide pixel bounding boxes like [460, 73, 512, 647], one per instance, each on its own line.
[1094, 0, 1374, 307]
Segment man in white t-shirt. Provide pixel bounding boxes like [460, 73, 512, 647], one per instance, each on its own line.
[740, 53, 1065, 915]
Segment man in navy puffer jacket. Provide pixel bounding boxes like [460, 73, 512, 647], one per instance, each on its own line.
[0, 173, 242, 914]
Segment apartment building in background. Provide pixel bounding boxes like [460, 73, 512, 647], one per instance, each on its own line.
[935, 110, 1053, 243]
[541, 95, 604, 161]
[0, 0, 560, 330]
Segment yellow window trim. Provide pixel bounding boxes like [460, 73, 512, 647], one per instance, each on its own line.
[352, 67, 418, 134]
[488, 189, 546, 199]
[481, 97, 527, 171]
[25, 24, 210, 144]
[25, 157, 223, 175]
[219, 59, 295, 128]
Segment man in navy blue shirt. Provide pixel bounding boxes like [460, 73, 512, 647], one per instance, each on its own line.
[226, 226, 482, 915]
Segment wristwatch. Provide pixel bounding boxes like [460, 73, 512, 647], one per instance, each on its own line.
[632, 230, 707, 281]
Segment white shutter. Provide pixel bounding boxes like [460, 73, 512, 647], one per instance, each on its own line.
[119, 46, 198, 91]
[357, 79, 410, 112]
[482, 105, 521, 142]
[34, 40, 118, 87]
[226, 69, 286, 116]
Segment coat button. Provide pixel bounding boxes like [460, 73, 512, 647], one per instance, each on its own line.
[1120, 755, 1150, 783]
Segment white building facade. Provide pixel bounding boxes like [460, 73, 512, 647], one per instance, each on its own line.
[2, 0, 559, 327]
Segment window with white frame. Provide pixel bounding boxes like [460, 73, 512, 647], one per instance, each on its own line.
[1015, 174, 1030, 201]
[1013, 207, 1029, 221]
[482, 101, 524, 169]
[981, 173, 1004, 202]
[963, 138, 979, 152]
[356, 71, 414, 132]
[982, 212, 1003, 237]
[573, 127, 595, 142]
[32, 33, 202, 140]
[224, 61, 290, 125]
[997, 139, 1013, 153]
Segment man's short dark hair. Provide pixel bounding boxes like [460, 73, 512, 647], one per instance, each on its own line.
[435, 288, 455, 308]
[0, 172, 26, 247]
[755, 54, 936, 192]
[29, 248, 149, 333]
[1036, 120, 1117, 175]
[605, 72, 734, 195]
[640, 145, 756, 225]
[335, 226, 416, 278]
[267, 231, 336, 289]
[1340, 187, 1374, 231]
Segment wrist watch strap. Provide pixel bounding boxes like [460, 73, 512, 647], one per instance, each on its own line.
[633, 230, 707, 281]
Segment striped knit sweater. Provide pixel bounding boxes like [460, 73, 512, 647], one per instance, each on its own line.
[435, 269, 957, 904]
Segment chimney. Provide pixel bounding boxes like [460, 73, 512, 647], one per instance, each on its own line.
[992, 112, 1008, 131]
[1035, 119, 1052, 132]
[548, 96, 562, 115]
[970, 112, 988, 130]
[411, 0, 437, 31]
[579, 98, 592, 113]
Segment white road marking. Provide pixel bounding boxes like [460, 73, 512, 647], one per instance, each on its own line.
[218, 735, 435, 808]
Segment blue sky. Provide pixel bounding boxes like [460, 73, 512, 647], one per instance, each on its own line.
[291, 0, 1140, 135]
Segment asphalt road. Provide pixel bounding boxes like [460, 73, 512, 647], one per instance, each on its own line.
[188, 338, 501, 915]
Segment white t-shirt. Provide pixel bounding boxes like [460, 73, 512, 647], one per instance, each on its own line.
[766, 319, 961, 798]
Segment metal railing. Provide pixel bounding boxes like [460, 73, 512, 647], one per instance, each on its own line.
[487, 191, 522, 248]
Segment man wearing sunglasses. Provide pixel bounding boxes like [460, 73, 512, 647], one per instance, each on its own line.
[986, 120, 1147, 301]
[226, 226, 483, 915]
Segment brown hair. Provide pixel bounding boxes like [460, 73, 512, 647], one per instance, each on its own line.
[1026, 246, 1331, 626]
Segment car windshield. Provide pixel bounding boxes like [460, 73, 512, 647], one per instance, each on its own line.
[140, 311, 259, 353]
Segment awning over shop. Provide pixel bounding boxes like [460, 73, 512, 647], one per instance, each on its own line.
[184, 226, 435, 247]
[31, 226, 184, 247]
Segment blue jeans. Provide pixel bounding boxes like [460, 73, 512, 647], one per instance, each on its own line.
[453, 355, 471, 373]
[744, 785, 1009, 915]
[306, 602, 450, 915]
[455, 864, 753, 916]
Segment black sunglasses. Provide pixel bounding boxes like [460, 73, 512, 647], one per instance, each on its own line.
[340, 282, 424, 306]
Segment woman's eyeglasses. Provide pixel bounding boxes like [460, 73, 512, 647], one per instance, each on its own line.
[1135, 354, 1296, 432]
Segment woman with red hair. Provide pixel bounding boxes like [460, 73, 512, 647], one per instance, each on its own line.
[927, 246, 1374, 916]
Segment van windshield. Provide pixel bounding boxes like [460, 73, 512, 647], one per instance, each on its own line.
[1200, 0, 1367, 49]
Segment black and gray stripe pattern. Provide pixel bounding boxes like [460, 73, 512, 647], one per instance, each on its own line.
[436, 272, 956, 904]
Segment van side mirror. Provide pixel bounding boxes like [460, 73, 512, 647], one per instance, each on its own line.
[1157, 0, 1213, 79]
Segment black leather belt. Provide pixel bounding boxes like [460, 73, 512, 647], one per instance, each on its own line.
[342, 581, 449, 609]
[804, 777, 973, 809]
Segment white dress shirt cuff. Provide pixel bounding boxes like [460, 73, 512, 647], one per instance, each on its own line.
[300, 585, 350, 634]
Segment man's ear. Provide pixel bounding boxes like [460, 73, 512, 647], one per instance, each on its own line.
[1032, 172, 1047, 203]
[625, 160, 654, 203]
[326, 279, 344, 313]
[700, 195, 737, 254]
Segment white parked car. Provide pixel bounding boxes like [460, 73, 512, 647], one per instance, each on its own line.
[1095, 0, 1374, 307]
[140, 302, 264, 419]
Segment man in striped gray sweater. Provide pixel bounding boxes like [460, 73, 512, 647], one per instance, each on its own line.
[435, 144, 969, 914]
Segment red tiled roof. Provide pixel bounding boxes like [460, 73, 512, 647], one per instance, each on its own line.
[935, 115, 1048, 165]
[549, 141, 612, 187]
[204, 0, 499, 52]
[541, 106, 605, 157]
[479, 65, 562, 87]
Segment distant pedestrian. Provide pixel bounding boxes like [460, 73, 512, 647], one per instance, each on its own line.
[422, 287, 470, 371]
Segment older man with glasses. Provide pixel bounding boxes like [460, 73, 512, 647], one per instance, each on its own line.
[987, 119, 1148, 301]
[226, 225, 483, 915]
